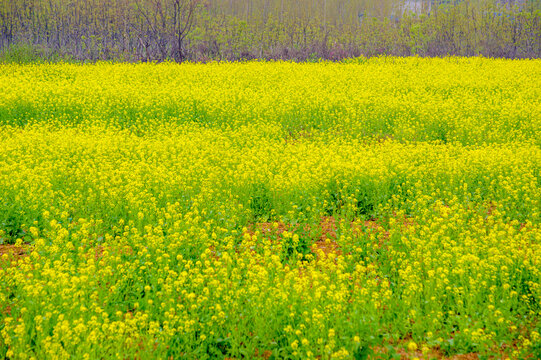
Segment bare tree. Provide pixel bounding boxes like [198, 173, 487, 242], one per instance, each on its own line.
[172, 0, 200, 60]
[134, 0, 200, 61]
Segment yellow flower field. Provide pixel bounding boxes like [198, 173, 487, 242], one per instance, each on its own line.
[0, 58, 540, 359]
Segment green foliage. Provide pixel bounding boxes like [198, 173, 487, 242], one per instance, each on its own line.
[0, 43, 74, 64]
[247, 182, 273, 221]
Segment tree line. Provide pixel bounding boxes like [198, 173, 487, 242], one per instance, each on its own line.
[0, 0, 540, 62]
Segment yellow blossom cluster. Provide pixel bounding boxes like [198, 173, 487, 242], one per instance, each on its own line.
[0, 58, 540, 359]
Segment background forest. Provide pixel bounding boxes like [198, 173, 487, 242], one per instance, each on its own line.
[1, 0, 540, 62]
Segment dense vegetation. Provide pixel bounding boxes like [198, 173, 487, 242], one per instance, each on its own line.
[0, 58, 540, 359]
[1, 0, 540, 62]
